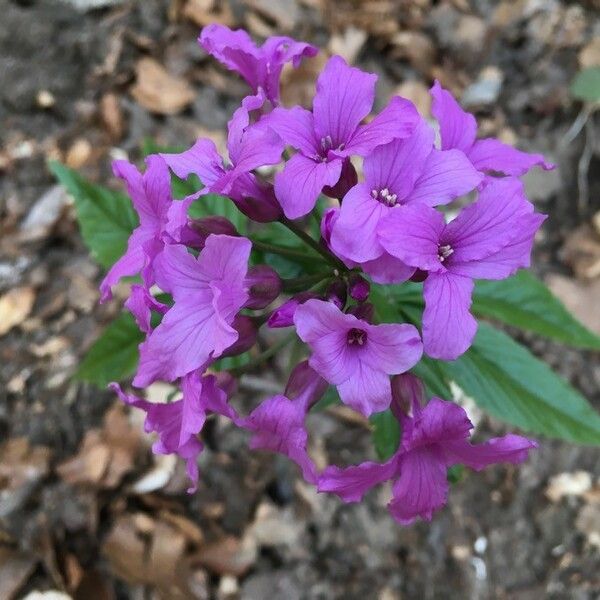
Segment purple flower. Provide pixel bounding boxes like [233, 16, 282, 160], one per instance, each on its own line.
[199, 24, 318, 105]
[318, 392, 537, 525]
[379, 178, 546, 359]
[111, 370, 239, 492]
[264, 55, 420, 219]
[134, 235, 251, 387]
[329, 120, 482, 283]
[125, 284, 168, 334]
[431, 80, 554, 177]
[100, 155, 197, 302]
[241, 361, 327, 483]
[161, 91, 284, 222]
[294, 299, 423, 416]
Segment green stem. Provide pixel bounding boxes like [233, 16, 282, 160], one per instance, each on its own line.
[249, 237, 318, 261]
[280, 217, 346, 270]
[282, 271, 332, 292]
[229, 334, 295, 376]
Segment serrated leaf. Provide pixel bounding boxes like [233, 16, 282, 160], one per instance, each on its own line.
[50, 161, 138, 268]
[473, 272, 600, 350]
[77, 313, 143, 387]
[570, 67, 600, 103]
[440, 323, 600, 445]
[370, 410, 400, 460]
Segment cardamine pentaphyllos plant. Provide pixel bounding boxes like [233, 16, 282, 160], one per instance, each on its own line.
[52, 24, 600, 525]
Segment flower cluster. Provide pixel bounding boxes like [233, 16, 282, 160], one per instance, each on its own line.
[105, 25, 550, 525]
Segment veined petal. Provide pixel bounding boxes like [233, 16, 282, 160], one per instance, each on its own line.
[406, 149, 483, 207]
[154, 244, 210, 298]
[337, 363, 392, 416]
[388, 447, 449, 524]
[318, 458, 398, 502]
[342, 96, 420, 157]
[422, 272, 477, 360]
[360, 252, 415, 285]
[125, 284, 168, 334]
[378, 204, 446, 273]
[468, 138, 555, 176]
[330, 183, 388, 263]
[160, 138, 225, 187]
[362, 322, 423, 375]
[409, 398, 473, 448]
[274, 153, 342, 219]
[313, 55, 376, 147]
[430, 80, 477, 153]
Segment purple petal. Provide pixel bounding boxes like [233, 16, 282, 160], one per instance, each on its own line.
[378, 204, 446, 273]
[125, 284, 168, 333]
[337, 363, 392, 416]
[444, 434, 538, 471]
[330, 183, 388, 263]
[407, 398, 473, 448]
[444, 178, 534, 264]
[406, 149, 483, 207]
[388, 446, 449, 525]
[430, 80, 477, 153]
[274, 153, 342, 219]
[342, 96, 420, 157]
[422, 272, 477, 360]
[160, 138, 225, 187]
[318, 458, 398, 502]
[451, 212, 546, 280]
[154, 244, 210, 298]
[226, 90, 269, 164]
[229, 173, 282, 223]
[243, 394, 317, 483]
[284, 360, 329, 409]
[363, 120, 434, 201]
[468, 138, 555, 176]
[313, 55, 376, 147]
[261, 106, 319, 156]
[360, 252, 416, 285]
[363, 322, 423, 375]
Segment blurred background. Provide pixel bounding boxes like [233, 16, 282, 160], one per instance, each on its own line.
[1, 0, 599, 598]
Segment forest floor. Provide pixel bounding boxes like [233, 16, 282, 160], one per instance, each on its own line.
[1, 0, 599, 598]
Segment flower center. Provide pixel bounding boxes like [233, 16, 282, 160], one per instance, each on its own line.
[371, 187, 398, 207]
[347, 327, 367, 346]
[438, 244, 454, 262]
[318, 136, 345, 161]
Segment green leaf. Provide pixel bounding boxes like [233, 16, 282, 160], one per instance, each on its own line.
[473, 272, 600, 350]
[570, 67, 600, 103]
[370, 410, 400, 460]
[188, 192, 248, 235]
[77, 312, 143, 387]
[49, 161, 138, 268]
[439, 323, 600, 444]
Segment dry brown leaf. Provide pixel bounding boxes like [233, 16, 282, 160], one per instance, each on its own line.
[561, 224, 600, 280]
[99, 93, 124, 141]
[546, 471, 592, 503]
[328, 27, 367, 64]
[183, 0, 234, 28]
[57, 403, 141, 489]
[192, 535, 257, 576]
[0, 547, 37, 600]
[395, 81, 431, 117]
[0, 437, 51, 492]
[0, 286, 36, 337]
[391, 32, 435, 74]
[579, 37, 600, 68]
[131, 58, 195, 115]
[244, 0, 300, 32]
[65, 139, 92, 169]
[281, 52, 328, 108]
[546, 275, 600, 336]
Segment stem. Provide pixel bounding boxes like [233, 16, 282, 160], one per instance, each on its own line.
[280, 217, 346, 270]
[229, 334, 295, 376]
[249, 237, 319, 261]
[282, 271, 332, 292]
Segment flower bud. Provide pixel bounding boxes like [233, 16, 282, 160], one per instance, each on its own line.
[221, 315, 257, 357]
[188, 215, 239, 249]
[348, 274, 370, 302]
[233, 181, 282, 223]
[267, 292, 316, 328]
[410, 269, 428, 283]
[347, 302, 374, 323]
[320, 207, 339, 248]
[325, 279, 347, 310]
[322, 159, 358, 200]
[244, 265, 282, 310]
[391, 373, 425, 421]
[214, 370, 238, 398]
[285, 360, 329, 409]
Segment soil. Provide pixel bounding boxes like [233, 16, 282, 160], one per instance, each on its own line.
[1, 1, 599, 599]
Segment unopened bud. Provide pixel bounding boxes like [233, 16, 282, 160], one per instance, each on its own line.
[320, 207, 339, 248]
[222, 315, 257, 357]
[325, 279, 347, 310]
[244, 265, 282, 310]
[348, 274, 370, 302]
[189, 215, 239, 248]
[390, 373, 425, 421]
[410, 269, 428, 283]
[347, 302, 374, 323]
[233, 181, 282, 223]
[285, 360, 328, 409]
[267, 292, 316, 328]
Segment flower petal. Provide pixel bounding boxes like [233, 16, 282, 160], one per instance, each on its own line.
[360, 252, 415, 285]
[125, 284, 168, 334]
[318, 458, 398, 502]
[388, 447, 449, 525]
[160, 138, 225, 187]
[337, 363, 392, 416]
[259, 105, 318, 156]
[422, 272, 477, 360]
[313, 55, 376, 146]
[363, 322, 423, 375]
[430, 80, 477, 153]
[274, 153, 342, 219]
[468, 138, 555, 176]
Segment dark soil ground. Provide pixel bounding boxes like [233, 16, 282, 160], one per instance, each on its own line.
[1, 1, 599, 599]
